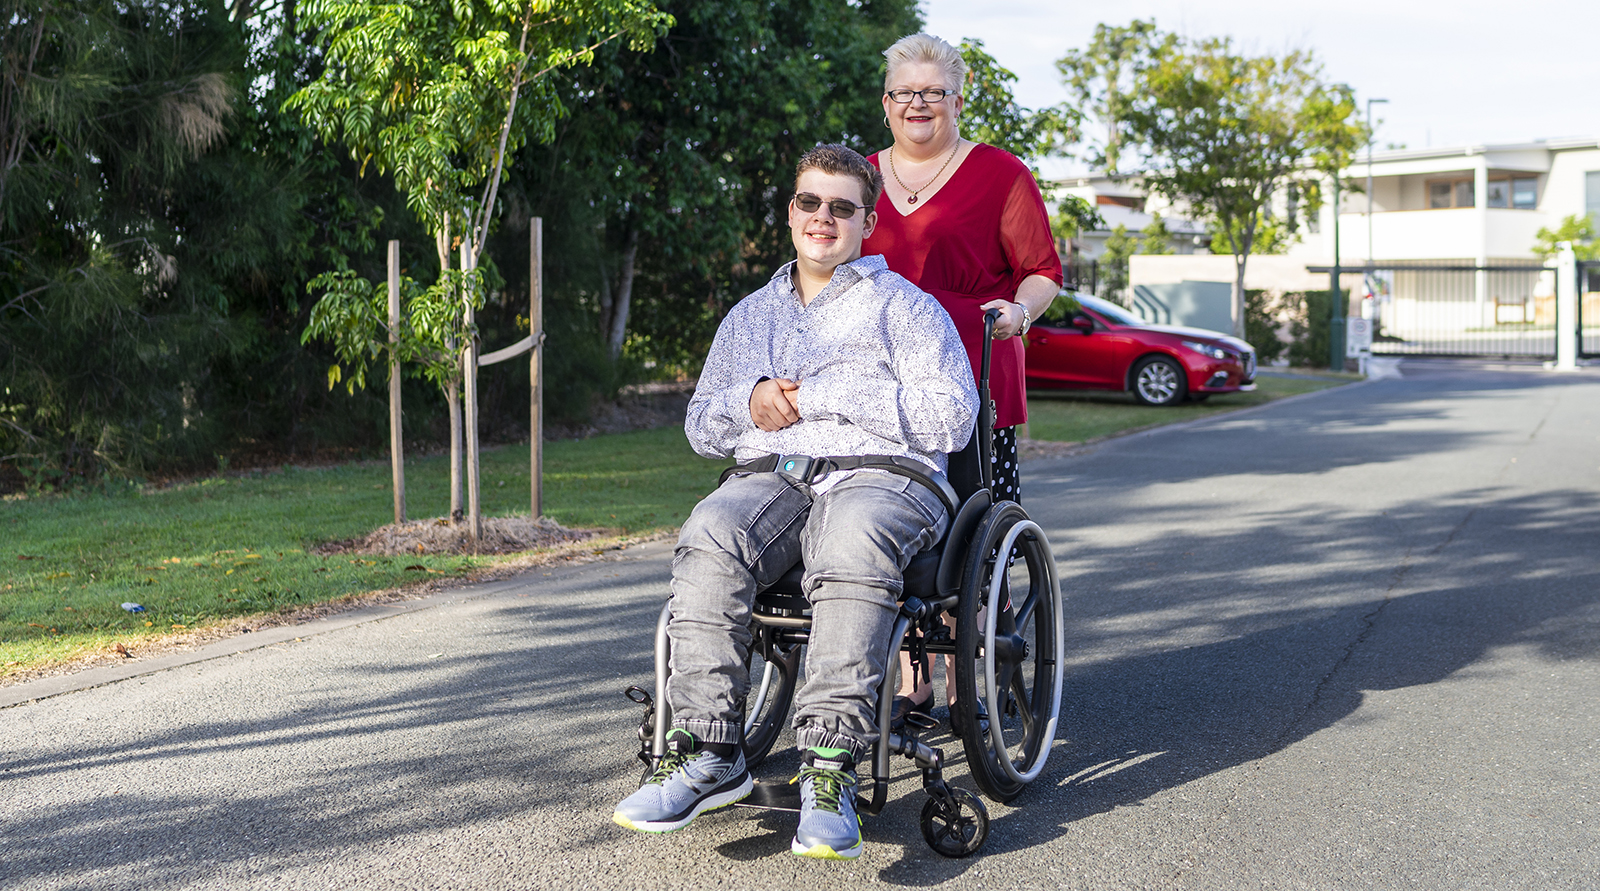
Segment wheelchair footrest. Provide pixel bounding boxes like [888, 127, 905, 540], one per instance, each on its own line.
[732, 780, 801, 812]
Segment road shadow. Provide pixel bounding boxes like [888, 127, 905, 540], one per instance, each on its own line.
[2, 364, 1596, 887]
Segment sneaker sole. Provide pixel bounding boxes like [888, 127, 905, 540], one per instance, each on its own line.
[611, 774, 754, 833]
[790, 838, 863, 860]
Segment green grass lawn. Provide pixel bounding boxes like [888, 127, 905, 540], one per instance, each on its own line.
[2, 372, 1351, 674]
[1, 428, 728, 675]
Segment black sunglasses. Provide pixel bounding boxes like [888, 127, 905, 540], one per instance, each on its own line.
[793, 192, 869, 219]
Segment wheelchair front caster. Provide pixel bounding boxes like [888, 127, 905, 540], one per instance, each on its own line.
[920, 787, 989, 857]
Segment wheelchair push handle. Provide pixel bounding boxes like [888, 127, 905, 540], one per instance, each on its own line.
[978, 308, 999, 492]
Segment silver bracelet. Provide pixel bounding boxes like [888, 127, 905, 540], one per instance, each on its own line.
[1017, 302, 1032, 336]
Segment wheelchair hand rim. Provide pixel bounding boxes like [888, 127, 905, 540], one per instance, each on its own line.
[982, 517, 1063, 786]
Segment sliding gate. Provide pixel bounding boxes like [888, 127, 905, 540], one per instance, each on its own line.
[1344, 262, 1554, 359]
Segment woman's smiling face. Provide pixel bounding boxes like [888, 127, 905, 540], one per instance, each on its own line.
[882, 60, 962, 149]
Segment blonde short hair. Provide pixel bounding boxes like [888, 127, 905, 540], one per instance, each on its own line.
[882, 33, 967, 93]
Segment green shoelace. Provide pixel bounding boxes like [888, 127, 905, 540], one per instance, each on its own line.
[794, 766, 855, 814]
[646, 747, 694, 785]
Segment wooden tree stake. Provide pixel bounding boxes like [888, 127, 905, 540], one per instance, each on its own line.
[388, 240, 406, 524]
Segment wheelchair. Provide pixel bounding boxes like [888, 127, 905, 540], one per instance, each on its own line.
[624, 310, 1064, 857]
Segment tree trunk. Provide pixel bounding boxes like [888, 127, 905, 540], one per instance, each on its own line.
[1231, 262, 1246, 340]
[607, 228, 639, 359]
[597, 250, 613, 341]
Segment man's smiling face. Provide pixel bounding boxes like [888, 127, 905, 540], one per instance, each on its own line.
[788, 169, 877, 273]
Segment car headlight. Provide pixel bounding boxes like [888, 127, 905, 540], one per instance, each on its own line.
[1182, 340, 1232, 360]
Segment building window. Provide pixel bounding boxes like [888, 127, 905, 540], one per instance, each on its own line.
[1429, 178, 1476, 208]
[1429, 176, 1536, 210]
[1511, 177, 1537, 209]
[1587, 171, 1600, 221]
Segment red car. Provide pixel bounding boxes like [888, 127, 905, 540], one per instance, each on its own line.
[1025, 293, 1257, 406]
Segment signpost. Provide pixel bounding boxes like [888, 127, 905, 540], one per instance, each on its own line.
[1345, 316, 1372, 375]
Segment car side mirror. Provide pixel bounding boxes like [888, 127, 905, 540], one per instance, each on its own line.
[1071, 315, 1095, 334]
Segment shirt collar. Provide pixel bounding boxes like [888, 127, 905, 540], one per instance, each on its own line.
[772, 254, 887, 302]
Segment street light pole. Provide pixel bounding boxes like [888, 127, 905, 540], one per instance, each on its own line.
[1365, 98, 1388, 267]
[1328, 85, 1354, 371]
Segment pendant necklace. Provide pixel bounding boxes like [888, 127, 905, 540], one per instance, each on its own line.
[889, 141, 960, 205]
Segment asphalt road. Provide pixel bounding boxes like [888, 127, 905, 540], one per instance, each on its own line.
[4, 360, 1597, 890]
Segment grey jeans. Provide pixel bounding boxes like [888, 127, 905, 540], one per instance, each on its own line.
[665, 469, 948, 762]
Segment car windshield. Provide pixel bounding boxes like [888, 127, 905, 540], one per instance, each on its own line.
[1076, 294, 1144, 327]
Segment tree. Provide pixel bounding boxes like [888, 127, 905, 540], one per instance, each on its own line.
[287, 0, 671, 525]
[1050, 194, 1104, 241]
[958, 38, 1078, 178]
[1, 2, 255, 482]
[506, 0, 920, 370]
[1533, 214, 1598, 261]
[1097, 218, 1171, 306]
[1117, 34, 1364, 337]
[1054, 20, 1171, 174]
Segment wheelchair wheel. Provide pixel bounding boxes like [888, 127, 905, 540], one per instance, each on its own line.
[920, 788, 989, 857]
[741, 634, 801, 767]
[953, 501, 1065, 803]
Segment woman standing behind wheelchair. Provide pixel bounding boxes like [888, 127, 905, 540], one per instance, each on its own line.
[862, 33, 1064, 732]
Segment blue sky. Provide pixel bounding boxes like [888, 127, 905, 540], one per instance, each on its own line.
[922, 0, 1600, 176]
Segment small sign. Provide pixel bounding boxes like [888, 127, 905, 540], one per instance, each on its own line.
[1346, 318, 1373, 357]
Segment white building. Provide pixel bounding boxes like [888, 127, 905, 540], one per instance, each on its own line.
[1053, 174, 1210, 262]
[1064, 137, 1600, 337]
[1289, 137, 1600, 267]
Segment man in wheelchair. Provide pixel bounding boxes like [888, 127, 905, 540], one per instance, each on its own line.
[611, 144, 977, 860]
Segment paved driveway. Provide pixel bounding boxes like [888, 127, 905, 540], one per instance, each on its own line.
[3, 360, 1597, 890]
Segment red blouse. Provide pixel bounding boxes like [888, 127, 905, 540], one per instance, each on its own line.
[864, 144, 1063, 429]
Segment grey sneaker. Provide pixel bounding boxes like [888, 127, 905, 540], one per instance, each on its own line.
[790, 747, 863, 860]
[613, 729, 752, 833]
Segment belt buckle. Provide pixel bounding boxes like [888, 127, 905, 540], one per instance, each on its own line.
[774, 454, 815, 482]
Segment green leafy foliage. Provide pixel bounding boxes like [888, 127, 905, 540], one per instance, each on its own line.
[1051, 194, 1105, 240]
[1114, 31, 1365, 335]
[286, 0, 671, 248]
[1287, 290, 1336, 368]
[958, 38, 1078, 176]
[505, 0, 921, 371]
[1243, 290, 1287, 364]
[1054, 19, 1172, 174]
[1533, 214, 1598, 261]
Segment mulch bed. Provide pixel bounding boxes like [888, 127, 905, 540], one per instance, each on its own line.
[313, 515, 599, 556]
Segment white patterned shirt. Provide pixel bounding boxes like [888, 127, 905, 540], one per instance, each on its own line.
[685, 254, 977, 476]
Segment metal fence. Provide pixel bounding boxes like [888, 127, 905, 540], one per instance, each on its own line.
[1064, 258, 1097, 295]
[1582, 260, 1600, 359]
[1317, 263, 1553, 359]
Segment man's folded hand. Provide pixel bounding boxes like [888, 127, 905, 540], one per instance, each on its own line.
[751, 378, 802, 431]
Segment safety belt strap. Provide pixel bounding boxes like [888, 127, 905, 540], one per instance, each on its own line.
[718, 453, 959, 518]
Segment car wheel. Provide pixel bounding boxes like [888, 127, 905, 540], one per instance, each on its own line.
[1131, 356, 1186, 406]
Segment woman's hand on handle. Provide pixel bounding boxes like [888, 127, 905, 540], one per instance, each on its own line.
[982, 274, 1060, 340]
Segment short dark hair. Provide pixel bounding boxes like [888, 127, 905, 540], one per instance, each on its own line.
[795, 143, 884, 210]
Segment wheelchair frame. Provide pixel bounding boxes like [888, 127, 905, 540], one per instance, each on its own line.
[624, 310, 1064, 857]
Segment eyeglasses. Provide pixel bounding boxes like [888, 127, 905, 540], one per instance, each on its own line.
[793, 192, 869, 220]
[885, 88, 956, 104]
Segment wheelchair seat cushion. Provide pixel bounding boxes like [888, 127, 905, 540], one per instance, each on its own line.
[756, 547, 941, 612]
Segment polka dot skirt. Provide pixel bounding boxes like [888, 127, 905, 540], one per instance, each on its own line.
[991, 426, 1020, 503]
